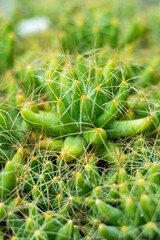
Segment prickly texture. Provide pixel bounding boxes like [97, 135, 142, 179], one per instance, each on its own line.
[0, 0, 160, 239]
[1, 147, 160, 239]
[0, 53, 160, 239]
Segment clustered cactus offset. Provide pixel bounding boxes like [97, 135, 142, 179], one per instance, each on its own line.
[0, 0, 160, 239]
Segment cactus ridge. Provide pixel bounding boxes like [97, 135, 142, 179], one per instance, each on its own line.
[0, 0, 160, 239]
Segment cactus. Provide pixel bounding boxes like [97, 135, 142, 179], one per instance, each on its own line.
[0, 52, 160, 238]
[0, 0, 160, 239]
[1, 152, 160, 239]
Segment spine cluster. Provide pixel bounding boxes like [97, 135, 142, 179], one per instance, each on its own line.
[0, 0, 160, 239]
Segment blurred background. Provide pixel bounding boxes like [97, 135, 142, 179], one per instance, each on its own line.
[0, 0, 160, 55]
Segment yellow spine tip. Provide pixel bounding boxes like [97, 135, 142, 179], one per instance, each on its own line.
[121, 226, 128, 232]
[96, 86, 101, 91]
[112, 98, 117, 103]
[0, 203, 4, 208]
[86, 164, 91, 169]
[76, 171, 81, 176]
[34, 230, 40, 236]
[40, 174, 44, 179]
[45, 213, 51, 219]
[96, 199, 100, 205]
[57, 194, 62, 199]
[140, 194, 146, 199]
[98, 224, 103, 230]
[147, 222, 154, 229]
[96, 128, 101, 132]
[126, 197, 133, 204]
[81, 95, 86, 99]
[138, 178, 145, 185]
[26, 217, 32, 223]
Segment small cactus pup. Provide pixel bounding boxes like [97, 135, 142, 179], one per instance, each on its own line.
[1, 1, 160, 239]
[20, 55, 159, 164]
[60, 136, 87, 162]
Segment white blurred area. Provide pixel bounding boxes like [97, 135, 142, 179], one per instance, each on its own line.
[0, 0, 51, 36]
[16, 17, 51, 36]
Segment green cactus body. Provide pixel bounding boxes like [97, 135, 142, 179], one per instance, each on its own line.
[0, 203, 6, 220]
[74, 171, 91, 196]
[83, 128, 107, 146]
[107, 114, 157, 138]
[84, 163, 100, 187]
[1, 4, 160, 239]
[98, 140, 127, 164]
[98, 224, 120, 240]
[72, 225, 82, 240]
[140, 194, 156, 221]
[32, 230, 49, 240]
[0, 161, 16, 198]
[42, 213, 63, 239]
[7, 213, 24, 236]
[87, 198, 124, 225]
[55, 220, 73, 240]
[21, 104, 67, 136]
[142, 222, 158, 239]
[61, 136, 87, 162]
[39, 138, 63, 151]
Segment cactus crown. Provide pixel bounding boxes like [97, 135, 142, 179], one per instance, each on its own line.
[0, 0, 160, 239]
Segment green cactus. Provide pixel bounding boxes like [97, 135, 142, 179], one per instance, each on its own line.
[0, 0, 160, 239]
